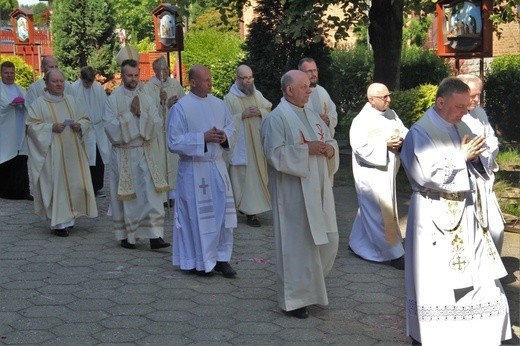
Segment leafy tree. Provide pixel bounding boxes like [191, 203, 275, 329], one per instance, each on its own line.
[25, 3, 48, 26]
[242, 0, 334, 106]
[183, 29, 245, 98]
[175, 0, 520, 91]
[190, 7, 239, 33]
[109, 0, 157, 43]
[0, 0, 17, 21]
[51, 0, 118, 80]
[484, 54, 520, 142]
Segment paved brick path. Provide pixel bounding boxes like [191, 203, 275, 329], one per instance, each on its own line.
[0, 164, 518, 345]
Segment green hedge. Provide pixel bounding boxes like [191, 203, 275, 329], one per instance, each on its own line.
[330, 46, 374, 139]
[0, 55, 35, 89]
[484, 54, 520, 143]
[400, 46, 451, 90]
[182, 29, 245, 99]
[391, 84, 437, 128]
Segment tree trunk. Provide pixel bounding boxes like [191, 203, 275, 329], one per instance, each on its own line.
[369, 0, 404, 90]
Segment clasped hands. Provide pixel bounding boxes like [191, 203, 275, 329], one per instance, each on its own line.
[160, 89, 178, 109]
[242, 106, 261, 119]
[205, 126, 227, 144]
[387, 135, 403, 151]
[52, 122, 81, 133]
[307, 141, 334, 159]
[461, 134, 486, 161]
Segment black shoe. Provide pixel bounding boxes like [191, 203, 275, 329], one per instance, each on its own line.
[246, 214, 261, 227]
[25, 194, 34, 201]
[213, 261, 237, 278]
[163, 199, 174, 208]
[411, 337, 422, 345]
[54, 229, 69, 237]
[189, 269, 214, 277]
[121, 239, 136, 249]
[288, 307, 309, 319]
[150, 237, 170, 250]
[390, 256, 405, 270]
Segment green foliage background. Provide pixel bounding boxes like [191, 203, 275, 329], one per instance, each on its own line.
[182, 29, 245, 98]
[51, 0, 118, 81]
[484, 54, 520, 143]
[243, 0, 334, 106]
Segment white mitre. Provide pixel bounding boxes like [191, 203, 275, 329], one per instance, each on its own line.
[115, 44, 140, 65]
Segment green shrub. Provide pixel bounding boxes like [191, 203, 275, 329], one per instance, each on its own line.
[400, 46, 451, 90]
[484, 54, 520, 143]
[0, 55, 35, 89]
[183, 29, 245, 99]
[391, 84, 437, 128]
[330, 46, 374, 139]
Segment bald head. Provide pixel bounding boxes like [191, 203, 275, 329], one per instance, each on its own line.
[41, 56, 58, 74]
[281, 70, 311, 108]
[236, 65, 254, 95]
[236, 65, 252, 77]
[189, 64, 212, 98]
[367, 83, 391, 112]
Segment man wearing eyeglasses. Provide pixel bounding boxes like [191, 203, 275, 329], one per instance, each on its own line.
[348, 83, 408, 270]
[298, 58, 338, 137]
[224, 65, 272, 227]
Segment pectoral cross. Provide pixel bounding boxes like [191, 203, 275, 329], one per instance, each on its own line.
[199, 178, 209, 195]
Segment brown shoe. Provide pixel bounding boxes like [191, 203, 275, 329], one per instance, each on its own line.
[246, 215, 261, 227]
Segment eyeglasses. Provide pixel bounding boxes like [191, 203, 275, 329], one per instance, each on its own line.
[372, 93, 392, 100]
[304, 68, 318, 74]
[237, 76, 254, 81]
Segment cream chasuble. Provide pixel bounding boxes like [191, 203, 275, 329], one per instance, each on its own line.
[26, 93, 97, 226]
[144, 76, 185, 194]
[224, 83, 271, 215]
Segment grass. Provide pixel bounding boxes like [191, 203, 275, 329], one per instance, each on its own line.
[495, 145, 520, 217]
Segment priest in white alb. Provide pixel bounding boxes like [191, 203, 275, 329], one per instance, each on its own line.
[0, 61, 31, 200]
[261, 70, 339, 319]
[298, 58, 338, 137]
[457, 74, 505, 253]
[401, 77, 511, 345]
[168, 64, 238, 278]
[26, 69, 97, 237]
[349, 83, 408, 270]
[224, 64, 271, 227]
[72, 66, 110, 198]
[104, 58, 170, 250]
[143, 56, 185, 207]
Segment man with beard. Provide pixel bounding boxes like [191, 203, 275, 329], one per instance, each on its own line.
[298, 58, 338, 137]
[104, 59, 170, 250]
[224, 65, 272, 227]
